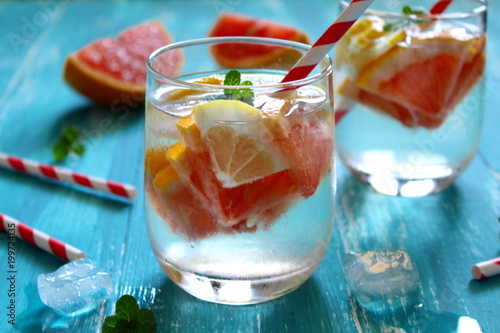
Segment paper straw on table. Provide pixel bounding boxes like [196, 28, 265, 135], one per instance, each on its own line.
[0, 213, 85, 261]
[0, 152, 136, 201]
[280, 0, 374, 84]
[333, 0, 453, 124]
[472, 257, 500, 280]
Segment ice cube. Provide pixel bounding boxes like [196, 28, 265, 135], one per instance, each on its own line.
[37, 258, 112, 317]
[343, 249, 420, 312]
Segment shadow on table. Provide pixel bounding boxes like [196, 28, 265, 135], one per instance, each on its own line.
[49, 102, 144, 150]
[468, 276, 500, 294]
[151, 276, 339, 333]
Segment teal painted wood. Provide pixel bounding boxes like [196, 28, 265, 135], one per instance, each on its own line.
[0, 0, 499, 332]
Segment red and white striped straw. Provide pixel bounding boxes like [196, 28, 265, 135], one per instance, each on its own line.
[472, 257, 500, 280]
[0, 152, 136, 201]
[430, 0, 453, 14]
[281, 0, 374, 84]
[0, 213, 85, 261]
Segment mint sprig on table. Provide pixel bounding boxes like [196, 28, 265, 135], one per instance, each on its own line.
[383, 6, 428, 32]
[102, 295, 157, 333]
[53, 125, 85, 162]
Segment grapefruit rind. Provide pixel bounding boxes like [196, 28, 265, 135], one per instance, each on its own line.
[64, 54, 145, 106]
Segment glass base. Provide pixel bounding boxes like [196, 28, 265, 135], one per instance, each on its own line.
[346, 166, 458, 197]
[161, 261, 315, 305]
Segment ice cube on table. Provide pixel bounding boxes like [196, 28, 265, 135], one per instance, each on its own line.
[343, 249, 420, 312]
[37, 258, 112, 317]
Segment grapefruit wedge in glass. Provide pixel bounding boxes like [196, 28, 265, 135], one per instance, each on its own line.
[64, 21, 183, 106]
[336, 15, 486, 129]
[356, 32, 474, 122]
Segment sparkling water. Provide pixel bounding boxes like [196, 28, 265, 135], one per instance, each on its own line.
[145, 71, 335, 304]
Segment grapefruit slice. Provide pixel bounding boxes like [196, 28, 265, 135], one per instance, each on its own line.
[152, 161, 219, 240]
[336, 17, 485, 129]
[447, 35, 486, 109]
[64, 21, 183, 106]
[356, 31, 474, 119]
[208, 12, 309, 68]
[272, 109, 334, 197]
[338, 78, 444, 128]
[165, 140, 298, 228]
[191, 100, 288, 188]
[145, 144, 220, 240]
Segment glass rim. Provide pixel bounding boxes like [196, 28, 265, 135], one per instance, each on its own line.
[147, 36, 333, 90]
[339, 0, 487, 20]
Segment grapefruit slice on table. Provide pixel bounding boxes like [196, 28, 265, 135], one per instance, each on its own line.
[208, 12, 309, 68]
[64, 21, 183, 107]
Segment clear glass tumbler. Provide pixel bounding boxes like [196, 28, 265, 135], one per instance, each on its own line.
[145, 37, 335, 304]
[335, 0, 487, 196]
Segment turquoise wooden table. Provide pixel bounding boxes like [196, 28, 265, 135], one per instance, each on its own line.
[1, 0, 499, 332]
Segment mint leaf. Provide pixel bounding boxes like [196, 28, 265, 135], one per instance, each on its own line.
[402, 5, 426, 16]
[138, 308, 157, 333]
[221, 69, 255, 105]
[103, 315, 120, 333]
[116, 295, 139, 321]
[53, 125, 85, 162]
[72, 143, 85, 156]
[103, 295, 157, 333]
[223, 69, 241, 86]
[402, 5, 413, 15]
[63, 125, 79, 142]
[53, 141, 69, 162]
[384, 6, 429, 31]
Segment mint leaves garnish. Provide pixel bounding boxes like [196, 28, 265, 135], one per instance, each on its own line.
[207, 69, 254, 105]
[102, 295, 157, 333]
[223, 69, 244, 86]
[402, 5, 426, 16]
[383, 6, 428, 32]
[53, 125, 85, 162]
[223, 69, 255, 103]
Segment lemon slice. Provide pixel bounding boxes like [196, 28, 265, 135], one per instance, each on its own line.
[166, 76, 223, 101]
[335, 16, 406, 74]
[191, 100, 288, 188]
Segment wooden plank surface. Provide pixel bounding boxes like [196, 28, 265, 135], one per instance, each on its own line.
[0, 0, 499, 332]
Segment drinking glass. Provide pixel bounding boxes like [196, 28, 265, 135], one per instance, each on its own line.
[145, 37, 335, 304]
[335, 0, 487, 196]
